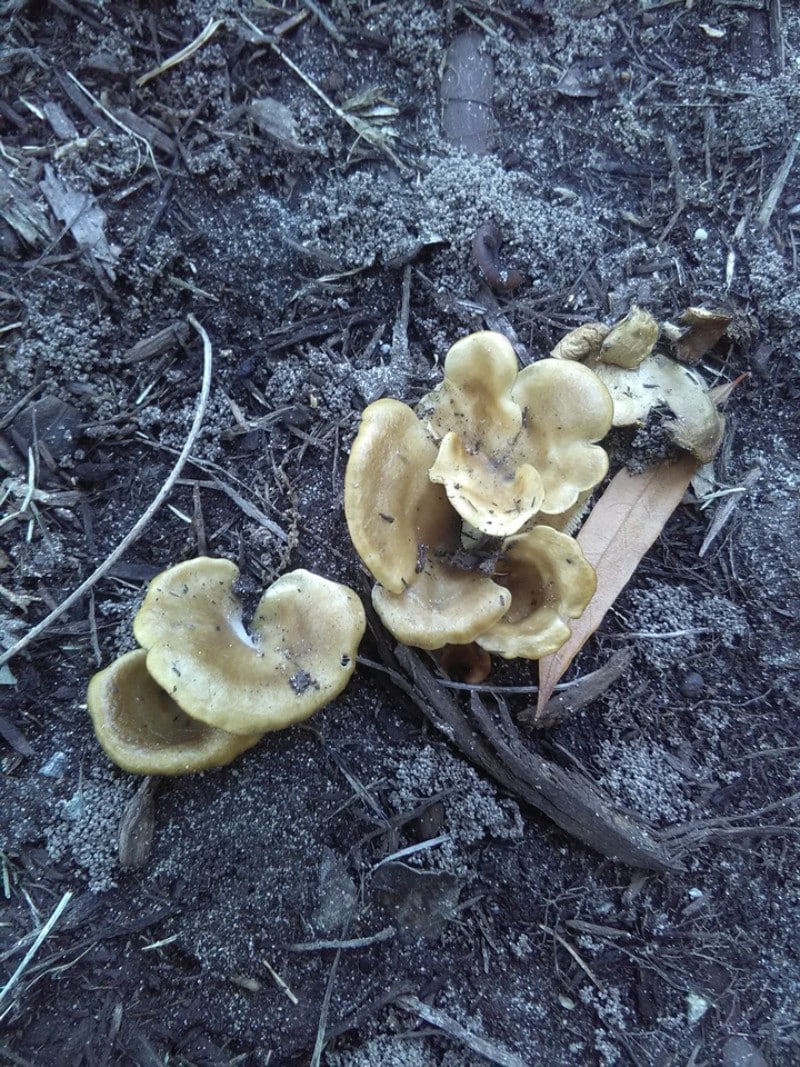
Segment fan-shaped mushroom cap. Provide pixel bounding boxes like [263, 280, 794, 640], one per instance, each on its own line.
[87, 649, 263, 775]
[419, 333, 612, 532]
[133, 559, 365, 735]
[592, 352, 725, 463]
[476, 526, 596, 660]
[511, 359, 613, 515]
[418, 331, 523, 445]
[344, 399, 459, 594]
[372, 557, 511, 650]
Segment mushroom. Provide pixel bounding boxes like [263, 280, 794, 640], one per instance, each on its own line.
[550, 321, 610, 361]
[372, 557, 511, 650]
[344, 399, 460, 593]
[418, 332, 613, 533]
[87, 649, 264, 775]
[598, 304, 660, 368]
[133, 559, 366, 736]
[476, 526, 597, 660]
[667, 306, 733, 364]
[436, 642, 492, 684]
[510, 358, 613, 516]
[428, 431, 545, 538]
[590, 352, 725, 463]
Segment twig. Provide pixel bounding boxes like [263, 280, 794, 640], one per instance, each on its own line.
[388, 644, 681, 871]
[0, 315, 212, 667]
[302, 0, 345, 42]
[310, 944, 343, 1067]
[539, 923, 603, 991]
[756, 131, 800, 229]
[263, 959, 299, 1005]
[65, 73, 158, 175]
[699, 467, 761, 558]
[0, 890, 73, 1016]
[287, 928, 395, 952]
[396, 994, 530, 1067]
[136, 18, 225, 88]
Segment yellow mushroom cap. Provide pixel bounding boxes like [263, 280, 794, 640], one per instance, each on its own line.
[133, 559, 365, 735]
[511, 358, 613, 516]
[87, 649, 263, 775]
[419, 333, 612, 534]
[592, 352, 725, 463]
[344, 399, 459, 594]
[476, 526, 597, 660]
[599, 304, 659, 368]
[372, 557, 511, 650]
[418, 331, 522, 446]
[429, 431, 545, 538]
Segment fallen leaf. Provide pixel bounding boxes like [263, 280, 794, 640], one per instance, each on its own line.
[708, 372, 749, 406]
[535, 453, 698, 717]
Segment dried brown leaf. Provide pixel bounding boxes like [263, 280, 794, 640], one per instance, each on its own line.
[535, 454, 698, 717]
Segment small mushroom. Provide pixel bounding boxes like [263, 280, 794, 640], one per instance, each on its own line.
[436, 642, 492, 684]
[133, 559, 366, 735]
[591, 352, 725, 463]
[599, 305, 659, 368]
[372, 557, 511, 650]
[550, 322, 610, 361]
[476, 526, 597, 660]
[87, 649, 263, 775]
[344, 399, 459, 593]
[670, 306, 733, 364]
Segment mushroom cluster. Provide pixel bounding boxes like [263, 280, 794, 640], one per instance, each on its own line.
[345, 331, 614, 662]
[551, 304, 725, 463]
[87, 558, 366, 775]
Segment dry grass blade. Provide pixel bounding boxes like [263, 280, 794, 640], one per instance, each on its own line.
[0, 890, 73, 1019]
[535, 453, 698, 717]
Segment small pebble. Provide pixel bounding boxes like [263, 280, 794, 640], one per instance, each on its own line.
[39, 751, 69, 778]
[721, 1035, 768, 1067]
[679, 671, 705, 699]
[687, 992, 710, 1024]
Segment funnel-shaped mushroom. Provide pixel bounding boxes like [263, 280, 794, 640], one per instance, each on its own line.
[419, 333, 612, 532]
[344, 399, 459, 594]
[133, 559, 366, 736]
[87, 649, 263, 775]
[476, 526, 597, 660]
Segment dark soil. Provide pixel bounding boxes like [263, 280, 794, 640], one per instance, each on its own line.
[2, 2, 800, 1065]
